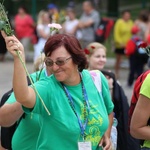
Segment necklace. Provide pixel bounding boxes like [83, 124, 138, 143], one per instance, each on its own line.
[61, 73, 90, 140]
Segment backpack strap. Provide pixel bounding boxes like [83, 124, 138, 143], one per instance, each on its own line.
[89, 70, 101, 93]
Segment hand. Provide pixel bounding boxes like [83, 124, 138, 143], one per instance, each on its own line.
[1, 31, 25, 59]
[78, 21, 84, 28]
[99, 134, 112, 150]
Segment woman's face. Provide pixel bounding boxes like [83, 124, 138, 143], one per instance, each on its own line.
[89, 48, 107, 70]
[46, 46, 78, 84]
[67, 11, 75, 20]
[18, 8, 26, 15]
[123, 12, 131, 21]
[42, 13, 50, 23]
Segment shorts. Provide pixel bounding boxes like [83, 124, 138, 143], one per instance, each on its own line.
[114, 48, 125, 55]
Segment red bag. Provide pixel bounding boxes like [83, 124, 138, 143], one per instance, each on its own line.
[95, 18, 114, 43]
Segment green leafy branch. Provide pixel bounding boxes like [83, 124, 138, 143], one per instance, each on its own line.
[0, 1, 50, 115]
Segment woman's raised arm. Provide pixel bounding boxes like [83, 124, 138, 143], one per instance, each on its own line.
[1, 31, 36, 108]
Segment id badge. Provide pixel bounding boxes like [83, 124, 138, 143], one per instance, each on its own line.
[78, 141, 92, 150]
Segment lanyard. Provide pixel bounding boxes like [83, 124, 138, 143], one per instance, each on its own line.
[61, 75, 90, 140]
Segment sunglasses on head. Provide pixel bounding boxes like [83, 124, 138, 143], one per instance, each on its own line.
[45, 56, 72, 67]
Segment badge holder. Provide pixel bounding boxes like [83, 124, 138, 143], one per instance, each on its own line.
[78, 141, 92, 150]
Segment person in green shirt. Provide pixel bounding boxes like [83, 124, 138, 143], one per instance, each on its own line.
[2, 31, 114, 150]
[131, 73, 150, 149]
[0, 67, 51, 150]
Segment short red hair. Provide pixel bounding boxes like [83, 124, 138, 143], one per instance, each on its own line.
[44, 34, 88, 71]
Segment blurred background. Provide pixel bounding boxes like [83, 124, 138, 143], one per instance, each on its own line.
[2, 0, 150, 58]
[4, 0, 150, 20]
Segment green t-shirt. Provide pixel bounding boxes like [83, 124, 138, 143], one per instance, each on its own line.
[140, 73, 150, 148]
[24, 69, 114, 150]
[6, 68, 47, 150]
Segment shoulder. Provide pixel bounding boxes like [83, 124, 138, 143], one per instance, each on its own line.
[85, 69, 100, 76]
[128, 19, 134, 25]
[15, 15, 19, 19]
[14, 15, 21, 22]
[26, 14, 33, 20]
[92, 9, 99, 14]
[33, 74, 54, 87]
[82, 69, 99, 82]
[30, 69, 46, 82]
[140, 72, 150, 98]
[142, 72, 150, 85]
[85, 69, 107, 83]
[91, 10, 99, 17]
[31, 75, 57, 97]
[115, 19, 123, 24]
[114, 19, 123, 28]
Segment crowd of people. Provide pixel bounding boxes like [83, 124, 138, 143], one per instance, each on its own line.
[1, 0, 150, 150]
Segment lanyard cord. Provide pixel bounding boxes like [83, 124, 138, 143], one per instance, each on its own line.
[61, 73, 90, 140]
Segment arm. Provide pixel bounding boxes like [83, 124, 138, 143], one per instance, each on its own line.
[1, 31, 36, 108]
[106, 112, 114, 137]
[0, 102, 23, 127]
[105, 76, 114, 137]
[145, 22, 150, 42]
[78, 11, 99, 29]
[78, 19, 93, 29]
[99, 112, 113, 150]
[100, 73, 114, 149]
[130, 94, 150, 139]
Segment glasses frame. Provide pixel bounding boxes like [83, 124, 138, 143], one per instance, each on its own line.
[45, 56, 72, 67]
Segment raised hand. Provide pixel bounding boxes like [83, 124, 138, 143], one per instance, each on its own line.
[1, 31, 25, 59]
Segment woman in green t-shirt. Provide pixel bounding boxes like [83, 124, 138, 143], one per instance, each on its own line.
[131, 73, 150, 149]
[2, 31, 114, 150]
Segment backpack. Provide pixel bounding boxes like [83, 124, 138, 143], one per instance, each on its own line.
[128, 70, 150, 145]
[0, 76, 32, 150]
[131, 37, 149, 64]
[95, 18, 114, 43]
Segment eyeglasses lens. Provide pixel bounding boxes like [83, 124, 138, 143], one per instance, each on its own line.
[45, 59, 53, 67]
[55, 60, 65, 66]
[45, 59, 65, 67]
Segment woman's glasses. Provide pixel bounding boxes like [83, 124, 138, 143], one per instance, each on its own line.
[45, 56, 72, 67]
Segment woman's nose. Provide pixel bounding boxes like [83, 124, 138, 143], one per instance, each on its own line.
[52, 63, 59, 71]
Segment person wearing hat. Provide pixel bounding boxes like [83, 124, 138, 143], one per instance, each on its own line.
[47, 3, 59, 23]
[125, 25, 148, 87]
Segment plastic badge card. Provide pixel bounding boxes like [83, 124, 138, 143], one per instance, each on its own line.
[78, 141, 92, 150]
